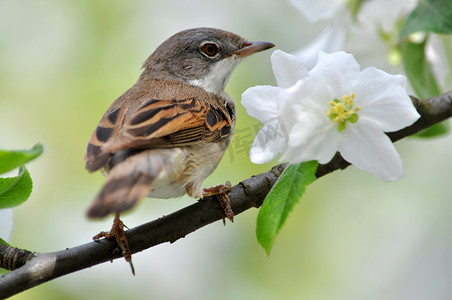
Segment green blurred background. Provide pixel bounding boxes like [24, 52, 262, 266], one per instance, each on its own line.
[1, 0, 452, 299]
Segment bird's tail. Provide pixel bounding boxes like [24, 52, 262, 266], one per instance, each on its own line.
[86, 171, 154, 218]
[86, 148, 184, 218]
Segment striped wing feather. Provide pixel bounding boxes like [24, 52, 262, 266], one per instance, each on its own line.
[85, 96, 232, 172]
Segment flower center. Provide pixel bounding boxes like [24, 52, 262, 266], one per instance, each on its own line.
[326, 93, 360, 132]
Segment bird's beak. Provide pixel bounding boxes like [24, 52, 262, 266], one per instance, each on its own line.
[232, 41, 275, 57]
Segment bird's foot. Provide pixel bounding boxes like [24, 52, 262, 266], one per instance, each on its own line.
[203, 181, 233, 225]
[93, 213, 135, 275]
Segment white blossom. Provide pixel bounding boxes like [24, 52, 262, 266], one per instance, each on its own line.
[289, 0, 451, 90]
[289, 0, 347, 23]
[242, 50, 420, 182]
[294, 16, 348, 69]
[289, 0, 350, 68]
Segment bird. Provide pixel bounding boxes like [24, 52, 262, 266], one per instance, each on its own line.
[85, 27, 274, 273]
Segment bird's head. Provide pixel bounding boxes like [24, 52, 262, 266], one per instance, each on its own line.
[142, 27, 274, 94]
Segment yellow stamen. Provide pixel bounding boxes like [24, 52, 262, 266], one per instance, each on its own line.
[326, 93, 360, 132]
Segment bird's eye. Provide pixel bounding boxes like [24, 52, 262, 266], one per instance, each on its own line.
[200, 42, 220, 58]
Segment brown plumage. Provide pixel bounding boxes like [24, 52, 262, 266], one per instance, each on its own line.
[85, 28, 273, 219]
[85, 79, 235, 217]
[85, 27, 273, 271]
[85, 80, 234, 170]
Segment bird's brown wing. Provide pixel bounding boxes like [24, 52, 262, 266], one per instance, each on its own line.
[85, 96, 233, 172]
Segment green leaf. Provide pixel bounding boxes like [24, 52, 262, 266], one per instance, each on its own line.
[256, 161, 318, 255]
[401, 37, 441, 99]
[400, 0, 452, 38]
[415, 121, 450, 138]
[0, 238, 10, 246]
[0, 143, 43, 175]
[0, 166, 33, 209]
[401, 37, 450, 137]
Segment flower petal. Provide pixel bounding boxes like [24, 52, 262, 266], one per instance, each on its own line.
[353, 68, 420, 132]
[339, 120, 404, 182]
[283, 122, 339, 164]
[278, 76, 339, 163]
[249, 124, 288, 164]
[283, 75, 336, 114]
[241, 86, 286, 122]
[294, 17, 348, 69]
[271, 50, 309, 88]
[309, 51, 362, 95]
[0, 209, 13, 242]
[426, 34, 448, 88]
[289, 0, 346, 22]
[280, 103, 339, 164]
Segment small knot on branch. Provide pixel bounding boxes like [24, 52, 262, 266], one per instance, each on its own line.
[0, 244, 34, 271]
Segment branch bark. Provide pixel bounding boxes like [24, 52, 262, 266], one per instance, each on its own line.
[1, 91, 451, 298]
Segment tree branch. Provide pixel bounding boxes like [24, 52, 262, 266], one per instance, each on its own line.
[1, 91, 451, 298]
